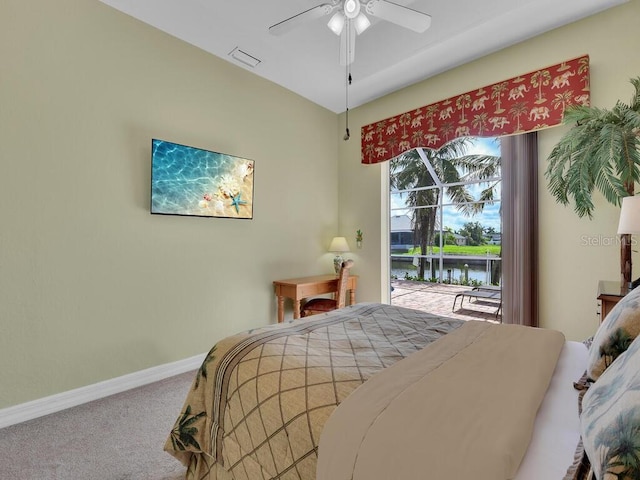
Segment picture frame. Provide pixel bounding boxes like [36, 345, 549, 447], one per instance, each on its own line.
[150, 139, 254, 219]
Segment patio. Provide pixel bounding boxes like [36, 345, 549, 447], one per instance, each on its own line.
[390, 280, 501, 323]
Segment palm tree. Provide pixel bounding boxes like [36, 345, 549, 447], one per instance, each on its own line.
[552, 91, 574, 113]
[531, 69, 551, 104]
[491, 82, 509, 113]
[456, 93, 472, 123]
[169, 404, 206, 451]
[596, 410, 640, 478]
[599, 328, 634, 369]
[509, 101, 529, 132]
[472, 112, 489, 135]
[390, 138, 501, 280]
[545, 77, 640, 285]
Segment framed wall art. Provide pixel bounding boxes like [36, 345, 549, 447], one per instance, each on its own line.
[150, 139, 254, 219]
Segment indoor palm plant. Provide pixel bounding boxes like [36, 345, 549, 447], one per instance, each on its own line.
[545, 77, 640, 285]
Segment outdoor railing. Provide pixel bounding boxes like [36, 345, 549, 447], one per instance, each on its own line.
[390, 252, 502, 286]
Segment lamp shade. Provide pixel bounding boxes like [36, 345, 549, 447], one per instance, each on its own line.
[329, 236, 350, 253]
[327, 12, 345, 35]
[618, 196, 640, 234]
[354, 13, 371, 34]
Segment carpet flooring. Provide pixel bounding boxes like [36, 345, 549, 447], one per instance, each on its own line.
[0, 371, 196, 479]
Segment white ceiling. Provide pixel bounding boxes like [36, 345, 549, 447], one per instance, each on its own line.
[99, 0, 626, 114]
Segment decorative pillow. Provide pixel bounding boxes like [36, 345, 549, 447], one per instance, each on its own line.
[587, 285, 640, 380]
[581, 334, 640, 479]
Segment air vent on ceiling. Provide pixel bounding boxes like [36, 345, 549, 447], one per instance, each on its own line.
[228, 47, 261, 68]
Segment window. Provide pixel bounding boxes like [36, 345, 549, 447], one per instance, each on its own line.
[389, 137, 501, 290]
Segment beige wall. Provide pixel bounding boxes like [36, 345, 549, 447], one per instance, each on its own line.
[0, 0, 338, 408]
[340, 0, 640, 342]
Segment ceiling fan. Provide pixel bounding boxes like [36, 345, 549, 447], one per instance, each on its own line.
[268, 0, 432, 65]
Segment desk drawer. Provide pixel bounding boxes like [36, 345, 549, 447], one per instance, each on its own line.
[299, 282, 335, 297]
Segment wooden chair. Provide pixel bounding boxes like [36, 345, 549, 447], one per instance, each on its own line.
[301, 260, 354, 317]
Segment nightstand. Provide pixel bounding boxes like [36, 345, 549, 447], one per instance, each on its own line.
[597, 280, 628, 322]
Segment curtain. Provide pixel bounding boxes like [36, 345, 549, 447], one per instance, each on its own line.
[361, 55, 589, 164]
[501, 132, 538, 327]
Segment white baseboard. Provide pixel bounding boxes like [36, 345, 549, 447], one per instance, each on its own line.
[0, 353, 205, 430]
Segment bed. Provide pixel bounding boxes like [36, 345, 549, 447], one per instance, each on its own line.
[165, 294, 640, 480]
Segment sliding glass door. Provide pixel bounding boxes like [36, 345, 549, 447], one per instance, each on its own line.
[389, 137, 502, 315]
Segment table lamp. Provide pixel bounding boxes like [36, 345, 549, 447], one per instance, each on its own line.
[329, 236, 350, 275]
[617, 195, 640, 289]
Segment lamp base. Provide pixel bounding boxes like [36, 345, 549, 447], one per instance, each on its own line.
[333, 255, 343, 276]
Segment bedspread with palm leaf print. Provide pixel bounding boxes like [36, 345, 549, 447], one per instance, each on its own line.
[586, 285, 640, 381]
[581, 333, 640, 479]
[164, 303, 464, 480]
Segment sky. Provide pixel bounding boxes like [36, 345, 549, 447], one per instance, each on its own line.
[390, 137, 502, 234]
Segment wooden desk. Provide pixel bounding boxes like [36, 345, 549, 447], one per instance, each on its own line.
[273, 274, 358, 323]
[597, 280, 628, 321]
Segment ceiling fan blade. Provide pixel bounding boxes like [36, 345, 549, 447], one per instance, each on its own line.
[365, 0, 431, 33]
[269, 3, 336, 36]
[339, 23, 356, 66]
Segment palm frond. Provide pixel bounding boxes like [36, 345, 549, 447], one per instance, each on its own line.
[454, 154, 501, 181]
[545, 78, 640, 216]
[628, 76, 640, 111]
[477, 186, 497, 205]
[545, 137, 575, 206]
[565, 150, 596, 218]
[446, 185, 477, 215]
[593, 160, 626, 207]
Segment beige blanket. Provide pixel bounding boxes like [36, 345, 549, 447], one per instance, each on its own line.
[316, 321, 565, 480]
[164, 303, 464, 480]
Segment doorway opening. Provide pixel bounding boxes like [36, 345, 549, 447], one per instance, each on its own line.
[388, 137, 502, 320]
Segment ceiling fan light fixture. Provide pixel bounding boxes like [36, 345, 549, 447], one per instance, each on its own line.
[343, 0, 360, 19]
[327, 12, 345, 35]
[270, 0, 432, 67]
[354, 13, 371, 34]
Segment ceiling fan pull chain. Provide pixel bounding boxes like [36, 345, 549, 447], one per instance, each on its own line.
[344, 59, 351, 141]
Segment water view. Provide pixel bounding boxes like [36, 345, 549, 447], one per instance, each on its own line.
[391, 258, 500, 285]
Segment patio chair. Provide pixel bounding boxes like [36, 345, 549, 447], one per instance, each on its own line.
[452, 286, 502, 319]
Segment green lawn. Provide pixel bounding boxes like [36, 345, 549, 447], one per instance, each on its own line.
[404, 245, 501, 256]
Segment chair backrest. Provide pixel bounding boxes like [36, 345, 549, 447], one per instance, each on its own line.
[335, 259, 354, 309]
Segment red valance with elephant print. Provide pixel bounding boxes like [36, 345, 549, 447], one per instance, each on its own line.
[361, 55, 590, 164]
